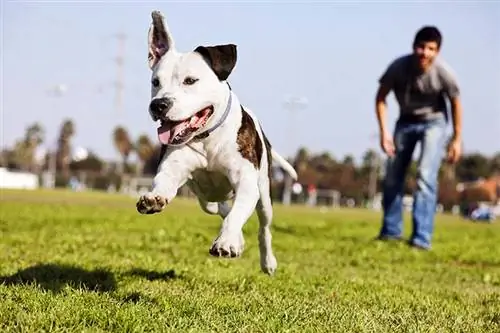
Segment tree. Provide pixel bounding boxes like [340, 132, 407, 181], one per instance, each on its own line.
[439, 163, 456, 182]
[10, 122, 45, 172]
[11, 141, 32, 171]
[143, 144, 163, 175]
[309, 152, 336, 174]
[489, 153, 500, 176]
[342, 155, 355, 167]
[455, 153, 490, 182]
[25, 123, 44, 147]
[56, 119, 75, 176]
[293, 147, 309, 172]
[135, 134, 155, 175]
[70, 151, 104, 172]
[360, 149, 379, 173]
[112, 126, 133, 174]
[26, 123, 45, 172]
[360, 149, 381, 199]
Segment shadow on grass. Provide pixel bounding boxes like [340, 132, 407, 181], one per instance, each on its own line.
[121, 292, 159, 304]
[0, 263, 116, 293]
[125, 268, 180, 281]
[450, 259, 500, 269]
[272, 225, 297, 235]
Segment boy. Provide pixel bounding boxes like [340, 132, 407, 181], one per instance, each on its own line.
[375, 26, 463, 250]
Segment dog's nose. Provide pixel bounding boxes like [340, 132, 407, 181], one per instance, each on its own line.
[150, 97, 173, 118]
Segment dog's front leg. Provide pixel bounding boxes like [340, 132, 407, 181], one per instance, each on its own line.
[136, 148, 195, 214]
[209, 165, 259, 258]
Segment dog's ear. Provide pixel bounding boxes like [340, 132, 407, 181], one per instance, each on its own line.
[147, 11, 175, 69]
[194, 44, 237, 81]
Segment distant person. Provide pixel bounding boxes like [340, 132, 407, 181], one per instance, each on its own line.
[374, 26, 463, 250]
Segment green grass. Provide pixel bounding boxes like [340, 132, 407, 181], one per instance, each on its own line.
[0, 189, 499, 333]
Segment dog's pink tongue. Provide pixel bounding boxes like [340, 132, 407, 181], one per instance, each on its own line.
[157, 124, 172, 145]
[157, 121, 191, 145]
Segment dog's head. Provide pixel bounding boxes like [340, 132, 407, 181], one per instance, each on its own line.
[147, 11, 237, 146]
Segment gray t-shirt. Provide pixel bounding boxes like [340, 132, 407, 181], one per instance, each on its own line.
[379, 54, 460, 122]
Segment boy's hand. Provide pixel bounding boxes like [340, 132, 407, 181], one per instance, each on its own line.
[447, 137, 462, 164]
[380, 132, 395, 157]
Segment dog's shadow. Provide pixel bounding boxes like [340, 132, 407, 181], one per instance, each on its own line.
[0, 263, 182, 296]
[125, 268, 180, 281]
[0, 263, 116, 293]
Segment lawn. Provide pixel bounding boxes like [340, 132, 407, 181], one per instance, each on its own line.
[0, 189, 499, 332]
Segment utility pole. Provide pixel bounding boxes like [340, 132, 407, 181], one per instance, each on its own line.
[368, 132, 381, 208]
[112, 33, 127, 178]
[368, 153, 379, 201]
[45, 84, 68, 189]
[281, 95, 308, 206]
[114, 33, 126, 115]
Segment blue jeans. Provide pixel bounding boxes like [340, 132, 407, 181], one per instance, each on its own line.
[379, 116, 449, 249]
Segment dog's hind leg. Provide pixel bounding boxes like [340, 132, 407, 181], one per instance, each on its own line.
[256, 178, 278, 275]
[198, 198, 231, 218]
[200, 199, 244, 252]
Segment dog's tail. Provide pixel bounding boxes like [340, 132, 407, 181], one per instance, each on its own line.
[271, 148, 298, 181]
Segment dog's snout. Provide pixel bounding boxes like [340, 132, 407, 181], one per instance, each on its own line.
[150, 97, 173, 117]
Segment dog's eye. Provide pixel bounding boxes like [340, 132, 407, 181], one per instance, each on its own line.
[183, 77, 199, 85]
[152, 78, 160, 87]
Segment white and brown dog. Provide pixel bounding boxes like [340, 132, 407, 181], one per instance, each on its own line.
[136, 11, 298, 275]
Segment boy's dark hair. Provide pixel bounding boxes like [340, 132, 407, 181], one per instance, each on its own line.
[413, 26, 442, 49]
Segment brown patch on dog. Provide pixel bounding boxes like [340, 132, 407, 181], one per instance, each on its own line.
[262, 130, 273, 179]
[237, 108, 262, 169]
[237, 108, 274, 200]
[262, 130, 274, 200]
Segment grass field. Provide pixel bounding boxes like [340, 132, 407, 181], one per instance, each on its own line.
[0, 189, 499, 332]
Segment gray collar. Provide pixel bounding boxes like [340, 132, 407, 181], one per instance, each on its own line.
[194, 88, 232, 140]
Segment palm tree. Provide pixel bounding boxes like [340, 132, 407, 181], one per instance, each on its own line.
[25, 123, 44, 146]
[342, 155, 355, 168]
[25, 123, 45, 172]
[361, 149, 381, 200]
[12, 141, 31, 171]
[112, 126, 133, 174]
[11, 123, 45, 171]
[56, 119, 75, 176]
[135, 134, 155, 176]
[293, 147, 309, 174]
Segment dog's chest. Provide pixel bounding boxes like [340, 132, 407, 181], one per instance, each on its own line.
[187, 169, 234, 202]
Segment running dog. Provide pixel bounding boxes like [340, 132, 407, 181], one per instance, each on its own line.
[136, 11, 298, 275]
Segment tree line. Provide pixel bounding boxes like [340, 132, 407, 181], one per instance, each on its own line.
[1, 119, 499, 208]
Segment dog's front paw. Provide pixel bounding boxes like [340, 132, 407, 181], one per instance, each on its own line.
[209, 232, 244, 258]
[136, 194, 167, 214]
[261, 255, 278, 275]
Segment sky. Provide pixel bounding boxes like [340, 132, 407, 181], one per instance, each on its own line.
[2, 1, 499, 165]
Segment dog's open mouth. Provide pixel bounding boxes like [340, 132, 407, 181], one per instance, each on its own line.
[157, 106, 214, 145]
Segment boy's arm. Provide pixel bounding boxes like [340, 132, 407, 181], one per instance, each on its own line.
[449, 96, 463, 142]
[441, 64, 463, 163]
[376, 84, 391, 136]
[375, 59, 400, 156]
